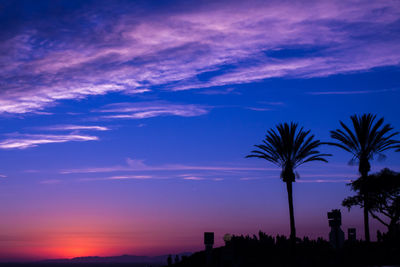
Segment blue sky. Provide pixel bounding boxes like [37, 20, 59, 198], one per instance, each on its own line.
[0, 0, 400, 260]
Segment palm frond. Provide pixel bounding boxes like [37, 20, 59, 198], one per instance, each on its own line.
[329, 113, 399, 175]
[246, 122, 330, 181]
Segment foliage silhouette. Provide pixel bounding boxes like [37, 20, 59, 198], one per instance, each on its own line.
[166, 231, 400, 267]
[246, 122, 330, 245]
[328, 114, 400, 242]
[343, 168, 400, 241]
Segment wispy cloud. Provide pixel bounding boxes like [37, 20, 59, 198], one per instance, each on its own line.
[0, 134, 98, 149]
[297, 179, 351, 183]
[299, 174, 357, 178]
[78, 173, 224, 182]
[108, 175, 152, 180]
[246, 107, 271, 112]
[182, 176, 205, 181]
[61, 160, 276, 174]
[1, 1, 399, 114]
[307, 88, 397, 95]
[79, 175, 153, 182]
[98, 102, 209, 119]
[60, 158, 277, 176]
[57, 159, 358, 183]
[197, 88, 239, 95]
[38, 125, 110, 131]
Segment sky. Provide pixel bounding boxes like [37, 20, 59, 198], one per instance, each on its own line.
[1, 0, 400, 261]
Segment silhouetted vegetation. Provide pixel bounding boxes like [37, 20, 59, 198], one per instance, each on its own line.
[329, 113, 400, 242]
[343, 168, 400, 243]
[166, 231, 400, 267]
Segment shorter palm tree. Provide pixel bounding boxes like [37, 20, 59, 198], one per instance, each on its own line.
[329, 114, 400, 242]
[246, 122, 330, 244]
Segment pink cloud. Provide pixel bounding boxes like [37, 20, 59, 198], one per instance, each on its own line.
[60, 158, 277, 174]
[99, 102, 209, 119]
[1, 1, 399, 113]
[0, 134, 99, 149]
[39, 125, 110, 131]
[182, 176, 205, 181]
[297, 179, 351, 183]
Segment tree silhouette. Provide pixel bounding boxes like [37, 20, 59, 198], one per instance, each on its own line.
[343, 168, 400, 236]
[246, 122, 330, 245]
[329, 114, 400, 242]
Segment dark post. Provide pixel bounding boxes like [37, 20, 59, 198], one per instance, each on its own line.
[327, 209, 345, 249]
[204, 232, 214, 266]
[348, 228, 356, 242]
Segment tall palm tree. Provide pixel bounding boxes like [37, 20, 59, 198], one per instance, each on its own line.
[329, 114, 399, 242]
[246, 122, 330, 244]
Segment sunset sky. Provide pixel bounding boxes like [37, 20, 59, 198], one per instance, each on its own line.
[1, 0, 400, 261]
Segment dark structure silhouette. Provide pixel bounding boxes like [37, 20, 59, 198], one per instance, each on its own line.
[348, 228, 356, 242]
[204, 232, 214, 266]
[246, 122, 330, 248]
[329, 113, 400, 242]
[327, 209, 345, 249]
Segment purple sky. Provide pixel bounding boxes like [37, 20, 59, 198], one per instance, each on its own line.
[0, 0, 400, 261]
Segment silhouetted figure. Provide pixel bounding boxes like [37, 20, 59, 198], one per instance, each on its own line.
[329, 114, 400, 242]
[328, 209, 344, 249]
[348, 228, 356, 242]
[246, 122, 330, 251]
[204, 232, 214, 266]
[167, 254, 172, 266]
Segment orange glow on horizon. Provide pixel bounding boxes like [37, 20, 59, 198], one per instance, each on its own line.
[40, 237, 102, 259]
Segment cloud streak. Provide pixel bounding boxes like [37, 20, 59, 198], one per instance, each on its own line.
[98, 102, 209, 119]
[297, 179, 351, 183]
[0, 1, 399, 114]
[0, 134, 98, 149]
[38, 125, 110, 131]
[60, 157, 276, 174]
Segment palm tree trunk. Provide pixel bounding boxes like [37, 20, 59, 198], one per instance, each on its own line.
[364, 192, 371, 242]
[360, 165, 371, 243]
[286, 181, 296, 243]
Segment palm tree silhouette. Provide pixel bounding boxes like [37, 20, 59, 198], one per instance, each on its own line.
[246, 122, 330, 244]
[329, 114, 400, 242]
